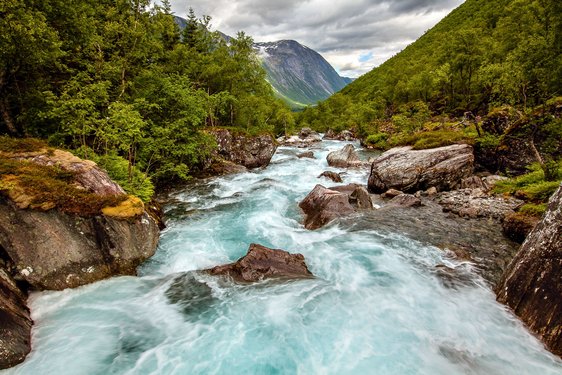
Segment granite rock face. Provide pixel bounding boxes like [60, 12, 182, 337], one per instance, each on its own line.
[496, 184, 562, 358]
[210, 129, 277, 169]
[206, 243, 313, 282]
[368, 145, 474, 193]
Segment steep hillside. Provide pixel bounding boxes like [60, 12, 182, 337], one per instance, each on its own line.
[299, 0, 561, 130]
[255, 40, 352, 108]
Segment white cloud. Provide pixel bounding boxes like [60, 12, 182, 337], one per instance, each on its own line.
[165, 0, 464, 78]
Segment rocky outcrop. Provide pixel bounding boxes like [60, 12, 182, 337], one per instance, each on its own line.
[368, 144, 474, 193]
[318, 171, 342, 183]
[206, 243, 313, 282]
[0, 266, 32, 369]
[496, 184, 562, 357]
[0, 199, 159, 290]
[209, 129, 277, 169]
[299, 184, 372, 229]
[437, 189, 523, 220]
[326, 144, 362, 168]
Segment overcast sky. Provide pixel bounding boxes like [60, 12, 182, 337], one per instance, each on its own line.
[167, 0, 464, 78]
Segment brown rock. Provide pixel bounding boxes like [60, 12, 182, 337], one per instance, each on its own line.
[425, 187, 438, 196]
[299, 185, 355, 230]
[460, 176, 486, 190]
[350, 186, 373, 209]
[368, 144, 474, 193]
[496, 184, 562, 357]
[297, 151, 315, 159]
[326, 144, 362, 168]
[207, 244, 313, 282]
[0, 266, 32, 369]
[318, 171, 343, 183]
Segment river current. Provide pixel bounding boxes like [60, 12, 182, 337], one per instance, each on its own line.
[4, 140, 562, 375]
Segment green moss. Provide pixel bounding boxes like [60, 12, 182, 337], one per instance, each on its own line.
[0, 156, 126, 215]
[519, 203, 548, 217]
[390, 129, 474, 150]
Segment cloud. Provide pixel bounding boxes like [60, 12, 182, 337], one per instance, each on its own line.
[166, 0, 464, 78]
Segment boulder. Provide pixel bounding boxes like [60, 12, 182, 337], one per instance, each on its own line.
[368, 144, 475, 193]
[196, 158, 247, 178]
[323, 129, 356, 141]
[299, 185, 355, 230]
[318, 171, 343, 183]
[460, 176, 486, 190]
[207, 243, 313, 282]
[0, 266, 32, 369]
[496, 184, 562, 357]
[297, 151, 315, 159]
[209, 129, 277, 169]
[300, 184, 373, 229]
[326, 144, 362, 168]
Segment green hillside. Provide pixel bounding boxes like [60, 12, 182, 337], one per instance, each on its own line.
[299, 0, 562, 133]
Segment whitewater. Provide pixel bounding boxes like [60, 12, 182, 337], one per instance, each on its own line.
[4, 140, 562, 375]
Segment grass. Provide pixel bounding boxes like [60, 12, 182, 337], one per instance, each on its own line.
[0, 136, 49, 153]
[0, 156, 127, 215]
[493, 162, 562, 216]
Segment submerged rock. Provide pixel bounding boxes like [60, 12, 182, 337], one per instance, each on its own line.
[388, 194, 422, 208]
[297, 151, 315, 159]
[206, 244, 313, 282]
[165, 272, 215, 317]
[0, 266, 32, 369]
[326, 144, 362, 168]
[368, 144, 474, 193]
[318, 171, 343, 183]
[496, 184, 562, 358]
[209, 128, 277, 169]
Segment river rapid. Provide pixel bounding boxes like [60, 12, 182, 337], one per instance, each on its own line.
[4, 140, 562, 375]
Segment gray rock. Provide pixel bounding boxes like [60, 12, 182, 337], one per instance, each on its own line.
[436, 189, 523, 220]
[207, 243, 313, 282]
[368, 144, 474, 193]
[496, 184, 562, 357]
[326, 144, 362, 168]
[460, 176, 486, 190]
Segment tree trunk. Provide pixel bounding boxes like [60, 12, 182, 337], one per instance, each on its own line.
[0, 98, 18, 135]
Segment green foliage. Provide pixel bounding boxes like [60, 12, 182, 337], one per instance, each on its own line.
[364, 133, 389, 149]
[0, 1, 292, 187]
[394, 130, 474, 150]
[519, 203, 548, 216]
[494, 162, 562, 202]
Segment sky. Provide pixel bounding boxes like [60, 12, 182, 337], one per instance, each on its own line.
[167, 0, 465, 78]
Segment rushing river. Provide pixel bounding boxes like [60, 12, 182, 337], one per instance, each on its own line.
[4, 141, 562, 375]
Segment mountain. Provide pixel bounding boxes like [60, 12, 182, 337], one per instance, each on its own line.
[255, 40, 352, 109]
[173, 16, 351, 109]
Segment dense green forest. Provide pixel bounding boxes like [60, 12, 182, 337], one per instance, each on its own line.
[0, 0, 293, 195]
[298, 0, 561, 138]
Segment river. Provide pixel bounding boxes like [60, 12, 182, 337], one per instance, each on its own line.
[4, 140, 562, 374]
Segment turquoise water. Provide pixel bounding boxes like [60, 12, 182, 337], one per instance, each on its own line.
[4, 141, 562, 375]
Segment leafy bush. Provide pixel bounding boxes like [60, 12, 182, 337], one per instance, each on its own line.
[364, 133, 389, 149]
[390, 129, 473, 150]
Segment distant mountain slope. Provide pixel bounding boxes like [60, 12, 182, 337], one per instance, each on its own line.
[173, 16, 351, 108]
[255, 40, 352, 108]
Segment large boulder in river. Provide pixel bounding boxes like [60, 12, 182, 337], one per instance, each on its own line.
[209, 128, 277, 169]
[368, 144, 474, 193]
[0, 148, 160, 290]
[299, 184, 372, 229]
[496, 184, 562, 357]
[207, 243, 313, 282]
[326, 144, 362, 168]
[0, 266, 32, 369]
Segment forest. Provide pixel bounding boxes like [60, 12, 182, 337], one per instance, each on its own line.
[0, 0, 294, 198]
